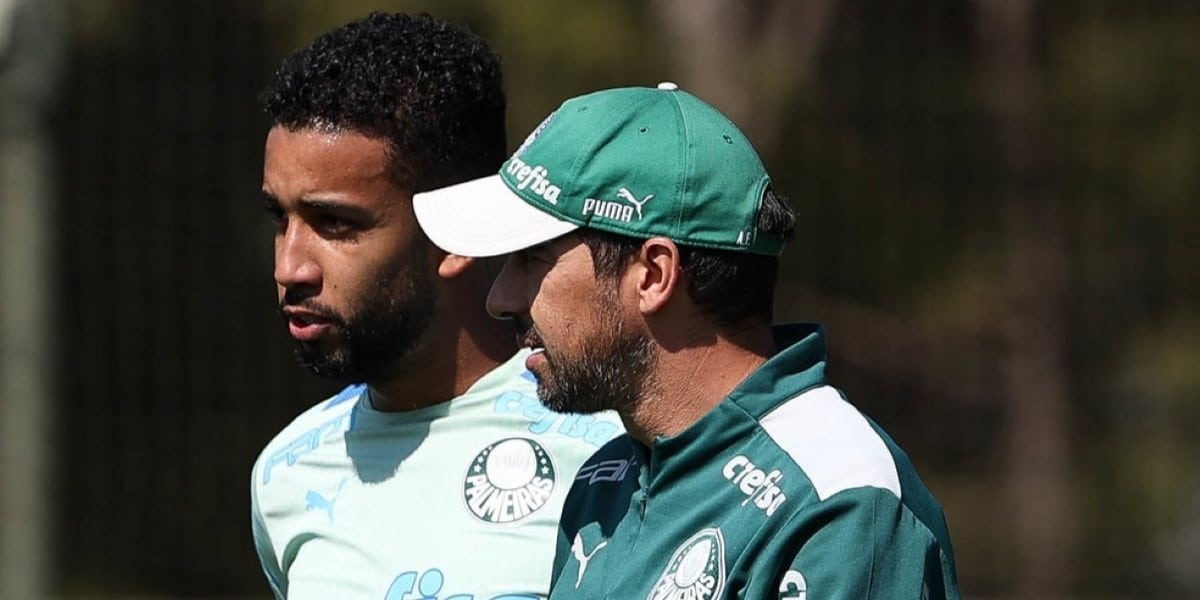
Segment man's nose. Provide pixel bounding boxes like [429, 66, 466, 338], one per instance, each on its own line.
[274, 225, 321, 292]
[486, 255, 526, 320]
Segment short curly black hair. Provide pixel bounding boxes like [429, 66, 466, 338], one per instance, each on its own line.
[261, 12, 507, 192]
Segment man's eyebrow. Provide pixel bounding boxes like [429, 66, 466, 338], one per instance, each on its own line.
[296, 197, 351, 211]
[291, 198, 376, 219]
[260, 193, 373, 218]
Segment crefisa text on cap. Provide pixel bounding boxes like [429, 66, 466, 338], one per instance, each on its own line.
[506, 155, 561, 205]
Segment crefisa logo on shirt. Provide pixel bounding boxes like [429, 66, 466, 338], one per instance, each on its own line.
[647, 528, 726, 600]
[462, 437, 557, 524]
[722, 454, 787, 516]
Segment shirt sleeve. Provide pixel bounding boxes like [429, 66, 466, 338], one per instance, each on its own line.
[750, 487, 959, 600]
[250, 465, 287, 600]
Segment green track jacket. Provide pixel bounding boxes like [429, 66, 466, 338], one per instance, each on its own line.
[550, 324, 960, 599]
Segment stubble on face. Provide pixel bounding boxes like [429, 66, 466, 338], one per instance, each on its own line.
[283, 248, 437, 384]
[266, 126, 439, 385]
[524, 282, 656, 415]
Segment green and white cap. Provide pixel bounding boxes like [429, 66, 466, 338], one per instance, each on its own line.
[414, 83, 783, 257]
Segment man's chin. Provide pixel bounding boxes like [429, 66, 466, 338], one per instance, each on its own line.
[535, 380, 600, 415]
[294, 344, 353, 380]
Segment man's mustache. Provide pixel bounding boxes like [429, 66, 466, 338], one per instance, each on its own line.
[279, 289, 344, 326]
[513, 315, 544, 348]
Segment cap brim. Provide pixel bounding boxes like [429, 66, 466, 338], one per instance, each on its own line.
[413, 175, 579, 257]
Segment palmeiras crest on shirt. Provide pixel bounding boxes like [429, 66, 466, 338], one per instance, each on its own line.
[647, 527, 727, 600]
[462, 437, 557, 523]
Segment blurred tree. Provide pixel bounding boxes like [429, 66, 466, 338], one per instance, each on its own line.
[0, 1, 65, 599]
[650, 0, 837, 154]
[974, 0, 1073, 595]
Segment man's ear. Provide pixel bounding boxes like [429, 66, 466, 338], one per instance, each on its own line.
[437, 252, 475, 279]
[634, 237, 683, 315]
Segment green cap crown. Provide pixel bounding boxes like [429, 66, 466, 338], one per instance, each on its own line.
[498, 84, 782, 255]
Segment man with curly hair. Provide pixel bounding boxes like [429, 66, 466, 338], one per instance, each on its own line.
[250, 13, 621, 599]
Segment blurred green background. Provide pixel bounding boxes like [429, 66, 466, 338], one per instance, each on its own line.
[1, 0, 1197, 598]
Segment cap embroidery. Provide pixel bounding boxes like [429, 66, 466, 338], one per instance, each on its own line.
[514, 110, 556, 157]
[616, 187, 654, 220]
[505, 155, 561, 205]
[582, 187, 654, 224]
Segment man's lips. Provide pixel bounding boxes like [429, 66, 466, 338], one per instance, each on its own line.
[516, 323, 547, 370]
[282, 308, 333, 342]
[525, 349, 547, 372]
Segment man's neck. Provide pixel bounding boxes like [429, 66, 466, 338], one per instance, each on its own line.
[623, 326, 775, 446]
[368, 289, 515, 412]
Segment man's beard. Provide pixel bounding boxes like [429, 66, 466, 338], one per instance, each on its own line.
[528, 314, 656, 415]
[283, 272, 436, 383]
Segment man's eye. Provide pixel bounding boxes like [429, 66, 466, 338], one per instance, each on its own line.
[315, 215, 359, 237]
[519, 249, 552, 266]
[263, 204, 286, 230]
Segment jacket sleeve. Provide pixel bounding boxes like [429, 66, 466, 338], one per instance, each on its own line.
[747, 487, 959, 599]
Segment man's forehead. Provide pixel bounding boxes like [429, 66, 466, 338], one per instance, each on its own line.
[263, 126, 403, 198]
[265, 125, 388, 160]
